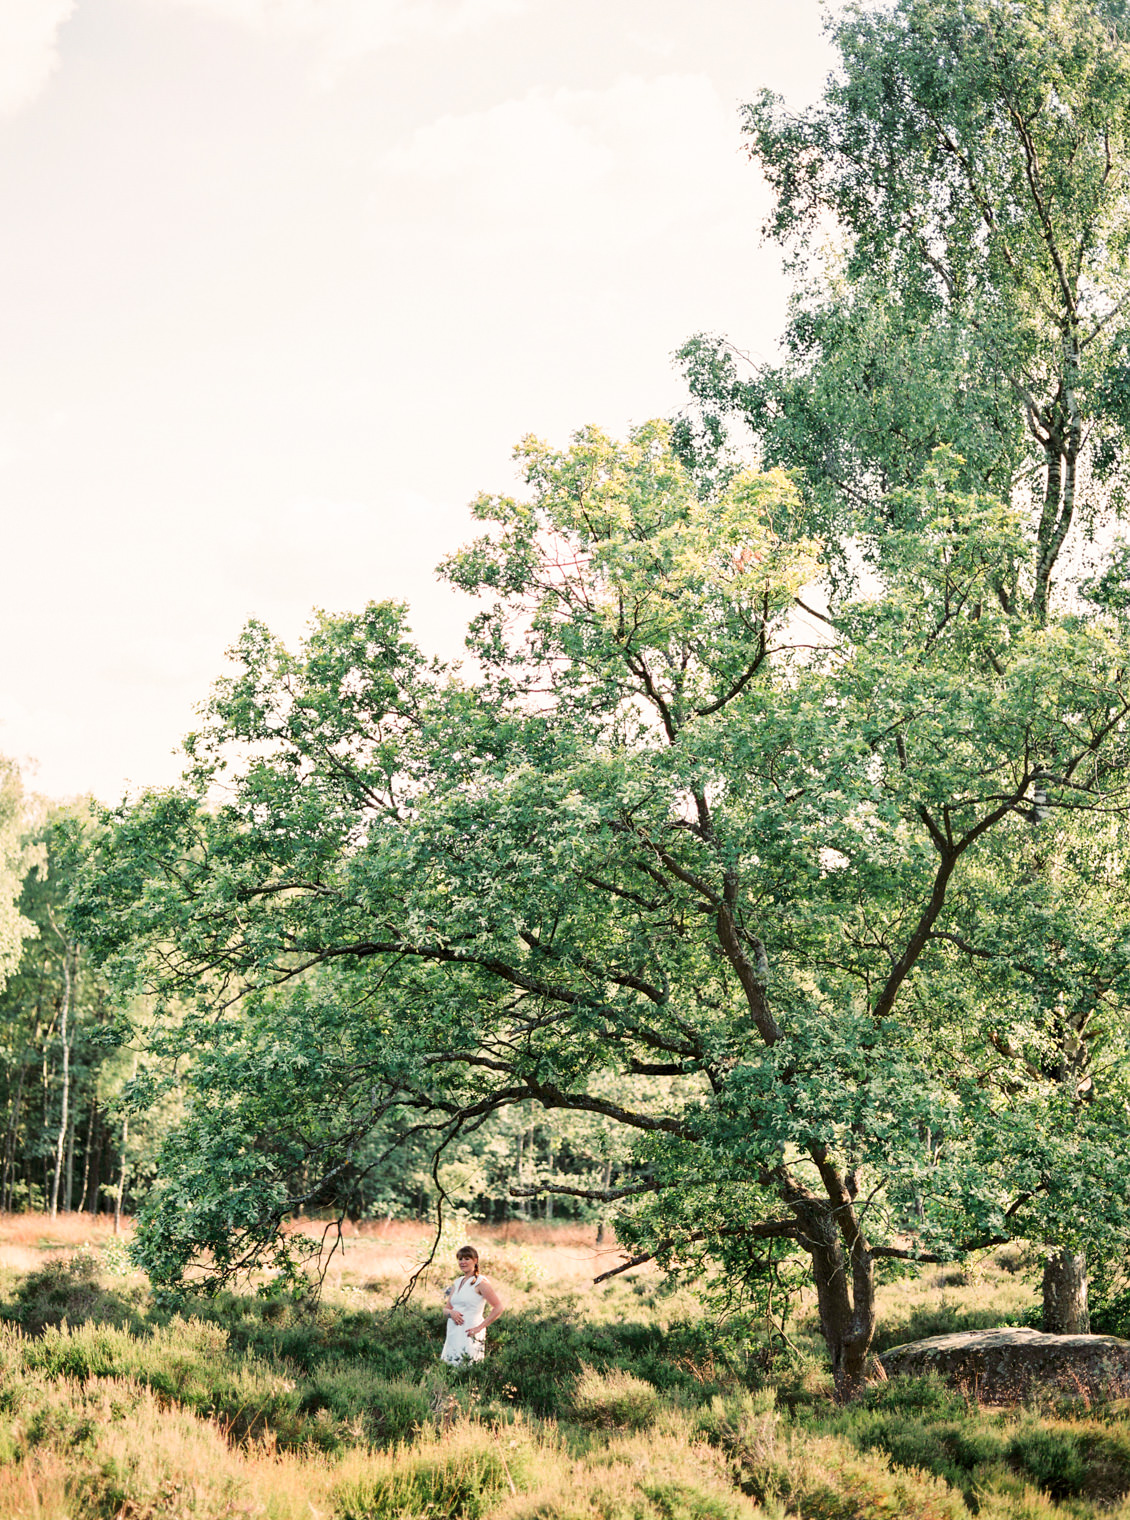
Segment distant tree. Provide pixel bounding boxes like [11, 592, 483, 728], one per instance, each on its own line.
[683, 0, 1130, 617]
[0, 806, 143, 1218]
[0, 758, 39, 996]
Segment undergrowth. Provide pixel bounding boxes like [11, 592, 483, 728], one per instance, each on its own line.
[0, 1241, 1127, 1520]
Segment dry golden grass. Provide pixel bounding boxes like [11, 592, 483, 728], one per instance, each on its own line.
[0, 1376, 339, 1520]
[283, 1217, 640, 1303]
[0, 1213, 132, 1248]
[0, 1212, 134, 1278]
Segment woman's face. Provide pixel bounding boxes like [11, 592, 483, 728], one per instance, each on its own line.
[457, 1251, 476, 1273]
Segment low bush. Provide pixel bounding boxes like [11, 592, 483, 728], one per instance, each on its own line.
[1004, 1418, 1130, 1504]
[300, 1363, 435, 1445]
[572, 1365, 661, 1429]
[2, 1250, 144, 1336]
[334, 1422, 544, 1520]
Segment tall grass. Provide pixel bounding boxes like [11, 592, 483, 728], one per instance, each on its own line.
[0, 1232, 1127, 1519]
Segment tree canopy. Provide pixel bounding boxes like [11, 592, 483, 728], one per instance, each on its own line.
[83, 419, 1130, 1392]
[0, 759, 39, 996]
[681, 0, 1130, 619]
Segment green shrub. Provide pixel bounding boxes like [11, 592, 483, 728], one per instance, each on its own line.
[1007, 1423, 1089, 1499]
[334, 1428, 538, 1519]
[1, 1252, 143, 1336]
[299, 1364, 432, 1445]
[635, 1480, 752, 1520]
[573, 1366, 661, 1430]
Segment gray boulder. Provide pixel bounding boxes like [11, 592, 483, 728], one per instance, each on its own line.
[879, 1327, 1130, 1401]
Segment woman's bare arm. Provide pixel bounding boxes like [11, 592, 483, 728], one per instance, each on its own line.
[468, 1278, 503, 1338]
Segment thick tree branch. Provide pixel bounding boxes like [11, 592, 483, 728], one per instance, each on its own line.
[592, 1218, 800, 1282]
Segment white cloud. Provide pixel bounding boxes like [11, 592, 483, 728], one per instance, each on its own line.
[0, 0, 74, 117]
[147, 0, 526, 80]
[380, 73, 756, 245]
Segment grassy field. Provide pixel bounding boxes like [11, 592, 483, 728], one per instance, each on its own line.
[1, 1215, 1129, 1519]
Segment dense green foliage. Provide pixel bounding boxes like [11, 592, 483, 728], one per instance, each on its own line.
[75, 414, 1130, 1394]
[673, 0, 1130, 1339]
[0, 811, 153, 1221]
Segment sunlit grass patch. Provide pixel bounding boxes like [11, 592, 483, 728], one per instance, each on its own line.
[573, 1366, 662, 1430]
[334, 1419, 547, 1520]
[488, 1424, 762, 1520]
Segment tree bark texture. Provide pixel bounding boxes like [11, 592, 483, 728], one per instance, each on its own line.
[1043, 1249, 1090, 1335]
[784, 1178, 877, 1399]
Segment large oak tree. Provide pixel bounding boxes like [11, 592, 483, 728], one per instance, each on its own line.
[84, 425, 1130, 1393]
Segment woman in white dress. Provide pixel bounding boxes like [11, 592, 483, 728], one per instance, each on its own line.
[441, 1246, 503, 1364]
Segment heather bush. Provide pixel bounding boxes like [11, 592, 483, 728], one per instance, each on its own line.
[1, 1232, 1130, 1517]
[572, 1365, 661, 1429]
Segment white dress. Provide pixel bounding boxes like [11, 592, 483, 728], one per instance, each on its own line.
[442, 1274, 487, 1363]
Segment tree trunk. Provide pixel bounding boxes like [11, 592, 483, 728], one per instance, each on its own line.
[803, 1208, 877, 1399]
[2, 1062, 28, 1213]
[49, 943, 76, 1218]
[86, 1106, 103, 1214]
[1043, 1249, 1090, 1334]
[595, 1159, 611, 1245]
[114, 1110, 129, 1235]
[78, 1100, 96, 1203]
[64, 1107, 75, 1213]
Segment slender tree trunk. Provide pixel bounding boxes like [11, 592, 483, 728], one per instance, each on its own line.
[114, 1110, 129, 1235]
[49, 943, 76, 1218]
[595, 1159, 612, 1245]
[2, 1063, 28, 1213]
[41, 1041, 51, 1209]
[113, 1056, 138, 1234]
[1043, 1249, 1090, 1334]
[0, 1089, 12, 1214]
[78, 1096, 96, 1212]
[1031, 371, 1080, 625]
[87, 1106, 103, 1214]
[64, 1108, 75, 1213]
[1033, 442, 1063, 624]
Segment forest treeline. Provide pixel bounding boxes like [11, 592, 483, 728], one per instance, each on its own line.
[0, 804, 635, 1225]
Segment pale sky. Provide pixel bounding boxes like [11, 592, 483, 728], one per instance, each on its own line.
[0, 0, 836, 801]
